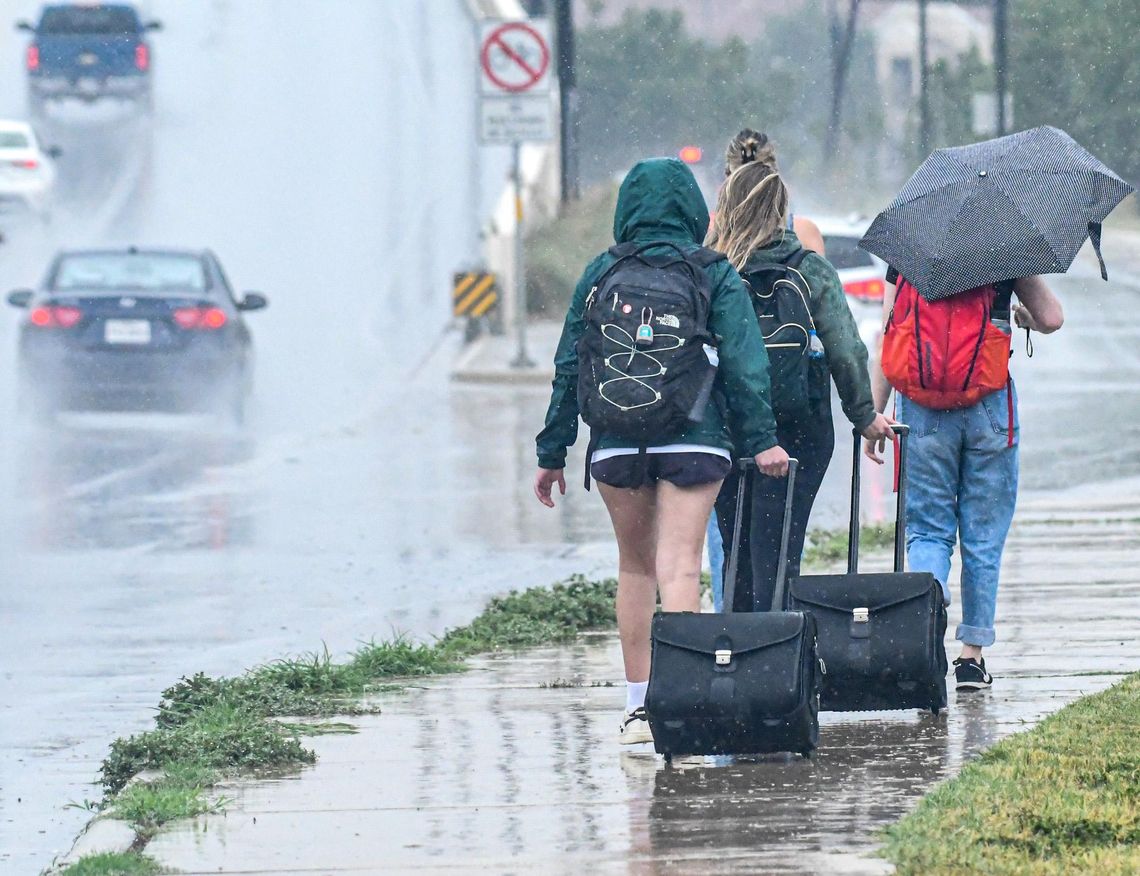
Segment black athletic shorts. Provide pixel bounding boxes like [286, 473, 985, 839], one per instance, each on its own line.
[590, 451, 731, 489]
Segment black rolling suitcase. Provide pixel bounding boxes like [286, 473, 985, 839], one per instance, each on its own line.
[787, 425, 948, 714]
[645, 459, 822, 759]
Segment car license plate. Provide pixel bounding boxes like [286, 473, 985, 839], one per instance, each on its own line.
[78, 53, 98, 66]
[104, 319, 151, 345]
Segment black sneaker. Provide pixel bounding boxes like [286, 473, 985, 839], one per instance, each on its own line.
[953, 657, 993, 691]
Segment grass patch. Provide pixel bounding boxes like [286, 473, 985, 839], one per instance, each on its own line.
[525, 183, 618, 318]
[801, 525, 895, 569]
[111, 762, 222, 835]
[882, 671, 1140, 875]
[102, 703, 315, 796]
[438, 575, 617, 656]
[58, 852, 162, 875]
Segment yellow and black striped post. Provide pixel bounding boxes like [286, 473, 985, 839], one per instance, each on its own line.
[452, 271, 499, 319]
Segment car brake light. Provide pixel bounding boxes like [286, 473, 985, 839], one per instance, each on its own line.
[29, 305, 82, 328]
[173, 307, 227, 330]
[844, 278, 886, 301]
[11, 159, 38, 170]
[135, 43, 149, 71]
[27, 45, 39, 71]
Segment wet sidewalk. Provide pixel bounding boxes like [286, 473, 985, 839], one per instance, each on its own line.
[137, 489, 1140, 875]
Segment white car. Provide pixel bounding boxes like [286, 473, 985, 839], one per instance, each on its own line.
[0, 119, 57, 219]
[815, 216, 889, 356]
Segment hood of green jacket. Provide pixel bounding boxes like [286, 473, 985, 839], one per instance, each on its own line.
[613, 158, 709, 245]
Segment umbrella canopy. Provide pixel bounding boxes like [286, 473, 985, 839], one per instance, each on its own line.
[859, 126, 1134, 300]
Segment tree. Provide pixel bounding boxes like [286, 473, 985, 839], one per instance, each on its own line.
[1010, 0, 1140, 186]
[576, 9, 766, 184]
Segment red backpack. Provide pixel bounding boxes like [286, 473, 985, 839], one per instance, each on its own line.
[882, 275, 1015, 412]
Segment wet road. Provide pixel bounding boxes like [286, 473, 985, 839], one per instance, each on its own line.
[1, 2, 1139, 872]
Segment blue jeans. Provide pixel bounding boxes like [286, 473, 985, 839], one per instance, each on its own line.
[707, 512, 725, 612]
[898, 382, 1019, 647]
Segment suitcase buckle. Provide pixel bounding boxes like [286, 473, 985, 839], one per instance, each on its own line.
[714, 649, 732, 666]
[853, 607, 870, 623]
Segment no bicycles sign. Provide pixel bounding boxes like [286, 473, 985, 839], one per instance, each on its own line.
[479, 20, 552, 96]
[478, 19, 554, 144]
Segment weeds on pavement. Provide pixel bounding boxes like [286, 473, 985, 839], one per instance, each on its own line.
[801, 524, 895, 568]
[882, 671, 1140, 875]
[57, 851, 162, 875]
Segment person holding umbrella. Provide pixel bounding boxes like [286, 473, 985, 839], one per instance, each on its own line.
[860, 126, 1133, 691]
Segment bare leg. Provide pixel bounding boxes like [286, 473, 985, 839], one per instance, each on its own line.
[655, 479, 723, 612]
[598, 482, 658, 683]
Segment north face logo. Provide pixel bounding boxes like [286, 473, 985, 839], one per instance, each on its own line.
[655, 314, 680, 328]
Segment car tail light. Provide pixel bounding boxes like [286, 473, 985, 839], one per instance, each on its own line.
[135, 43, 149, 71]
[27, 45, 39, 71]
[173, 307, 227, 330]
[10, 159, 39, 170]
[844, 278, 886, 301]
[29, 305, 82, 328]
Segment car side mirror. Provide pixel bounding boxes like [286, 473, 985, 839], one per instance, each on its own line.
[237, 292, 267, 311]
[7, 289, 34, 308]
[16, 21, 34, 32]
[145, 20, 163, 31]
[46, 145, 63, 159]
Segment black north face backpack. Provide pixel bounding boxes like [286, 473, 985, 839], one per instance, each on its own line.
[742, 248, 829, 426]
[577, 242, 725, 473]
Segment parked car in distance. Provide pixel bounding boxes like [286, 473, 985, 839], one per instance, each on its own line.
[6, 247, 267, 423]
[816, 216, 889, 356]
[17, 3, 161, 110]
[0, 119, 58, 220]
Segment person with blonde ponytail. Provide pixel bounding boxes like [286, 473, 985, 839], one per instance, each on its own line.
[724, 129, 826, 257]
[708, 136, 895, 614]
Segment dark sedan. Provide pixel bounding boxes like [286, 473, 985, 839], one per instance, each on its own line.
[6, 247, 266, 422]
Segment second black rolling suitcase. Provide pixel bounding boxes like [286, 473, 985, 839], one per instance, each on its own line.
[645, 459, 822, 759]
[787, 425, 948, 714]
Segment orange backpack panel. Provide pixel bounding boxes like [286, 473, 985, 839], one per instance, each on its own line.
[882, 278, 1012, 410]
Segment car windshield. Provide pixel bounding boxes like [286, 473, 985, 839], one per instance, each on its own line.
[822, 235, 876, 271]
[53, 254, 207, 292]
[39, 6, 139, 35]
[0, 131, 30, 148]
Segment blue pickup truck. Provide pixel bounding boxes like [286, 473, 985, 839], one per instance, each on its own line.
[17, 4, 161, 110]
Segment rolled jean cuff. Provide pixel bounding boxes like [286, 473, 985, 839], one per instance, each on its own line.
[956, 623, 995, 647]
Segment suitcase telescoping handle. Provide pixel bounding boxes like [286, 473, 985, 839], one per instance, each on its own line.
[724, 457, 799, 614]
[848, 423, 910, 574]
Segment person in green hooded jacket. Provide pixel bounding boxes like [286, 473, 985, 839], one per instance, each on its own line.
[533, 158, 789, 747]
[707, 139, 895, 616]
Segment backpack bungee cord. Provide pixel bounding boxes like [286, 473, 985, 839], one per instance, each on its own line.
[599, 317, 684, 412]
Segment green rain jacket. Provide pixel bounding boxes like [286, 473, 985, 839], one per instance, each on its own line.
[744, 232, 877, 432]
[535, 158, 779, 470]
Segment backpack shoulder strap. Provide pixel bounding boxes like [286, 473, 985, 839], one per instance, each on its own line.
[784, 247, 809, 269]
[607, 242, 639, 258]
[687, 246, 727, 268]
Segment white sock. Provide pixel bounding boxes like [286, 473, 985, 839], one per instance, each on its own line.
[626, 680, 648, 712]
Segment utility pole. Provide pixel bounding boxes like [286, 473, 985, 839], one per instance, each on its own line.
[994, 0, 1008, 135]
[554, 0, 578, 203]
[824, 0, 862, 159]
[918, 0, 930, 155]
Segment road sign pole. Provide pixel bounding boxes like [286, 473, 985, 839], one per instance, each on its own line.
[509, 141, 534, 368]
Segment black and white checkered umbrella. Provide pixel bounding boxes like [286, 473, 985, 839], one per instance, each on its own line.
[859, 126, 1134, 301]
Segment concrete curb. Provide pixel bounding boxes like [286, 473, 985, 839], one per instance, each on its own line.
[45, 816, 137, 874]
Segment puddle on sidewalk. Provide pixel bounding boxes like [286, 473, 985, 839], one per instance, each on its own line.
[145, 527, 1140, 874]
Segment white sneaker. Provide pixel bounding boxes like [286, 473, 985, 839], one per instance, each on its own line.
[618, 707, 652, 745]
